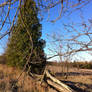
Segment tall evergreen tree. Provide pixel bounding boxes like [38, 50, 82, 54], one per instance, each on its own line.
[6, 0, 46, 74]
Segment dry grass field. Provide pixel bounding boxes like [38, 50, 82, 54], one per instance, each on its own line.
[47, 65, 92, 92]
[0, 64, 47, 92]
[0, 64, 92, 92]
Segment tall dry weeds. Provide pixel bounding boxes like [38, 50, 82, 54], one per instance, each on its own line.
[0, 64, 48, 92]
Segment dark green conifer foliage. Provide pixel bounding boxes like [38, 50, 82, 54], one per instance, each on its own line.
[6, 0, 46, 74]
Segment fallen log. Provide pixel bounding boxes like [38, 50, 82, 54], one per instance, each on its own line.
[44, 70, 75, 92]
[47, 79, 69, 92]
[29, 69, 75, 92]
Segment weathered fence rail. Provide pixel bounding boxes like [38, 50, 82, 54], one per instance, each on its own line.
[45, 70, 74, 92]
[32, 70, 75, 92]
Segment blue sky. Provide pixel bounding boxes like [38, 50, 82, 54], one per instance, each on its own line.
[0, 1, 92, 61]
[0, 0, 19, 55]
[41, 1, 92, 61]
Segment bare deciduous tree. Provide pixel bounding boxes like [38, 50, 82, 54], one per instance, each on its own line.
[0, 0, 91, 39]
[47, 17, 92, 61]
[46, 16, 92, 79]
[0, 0, 92, 91]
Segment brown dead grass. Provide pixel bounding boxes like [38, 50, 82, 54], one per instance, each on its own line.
[0, 64, 47, 92]
[47, 65, 92, 92]
[0, 64, 92, 92]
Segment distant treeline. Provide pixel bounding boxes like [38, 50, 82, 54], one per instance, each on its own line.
[71, 61, 92, 69]
[47, 61, 92, 69]
[0, 55, 92, 69]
